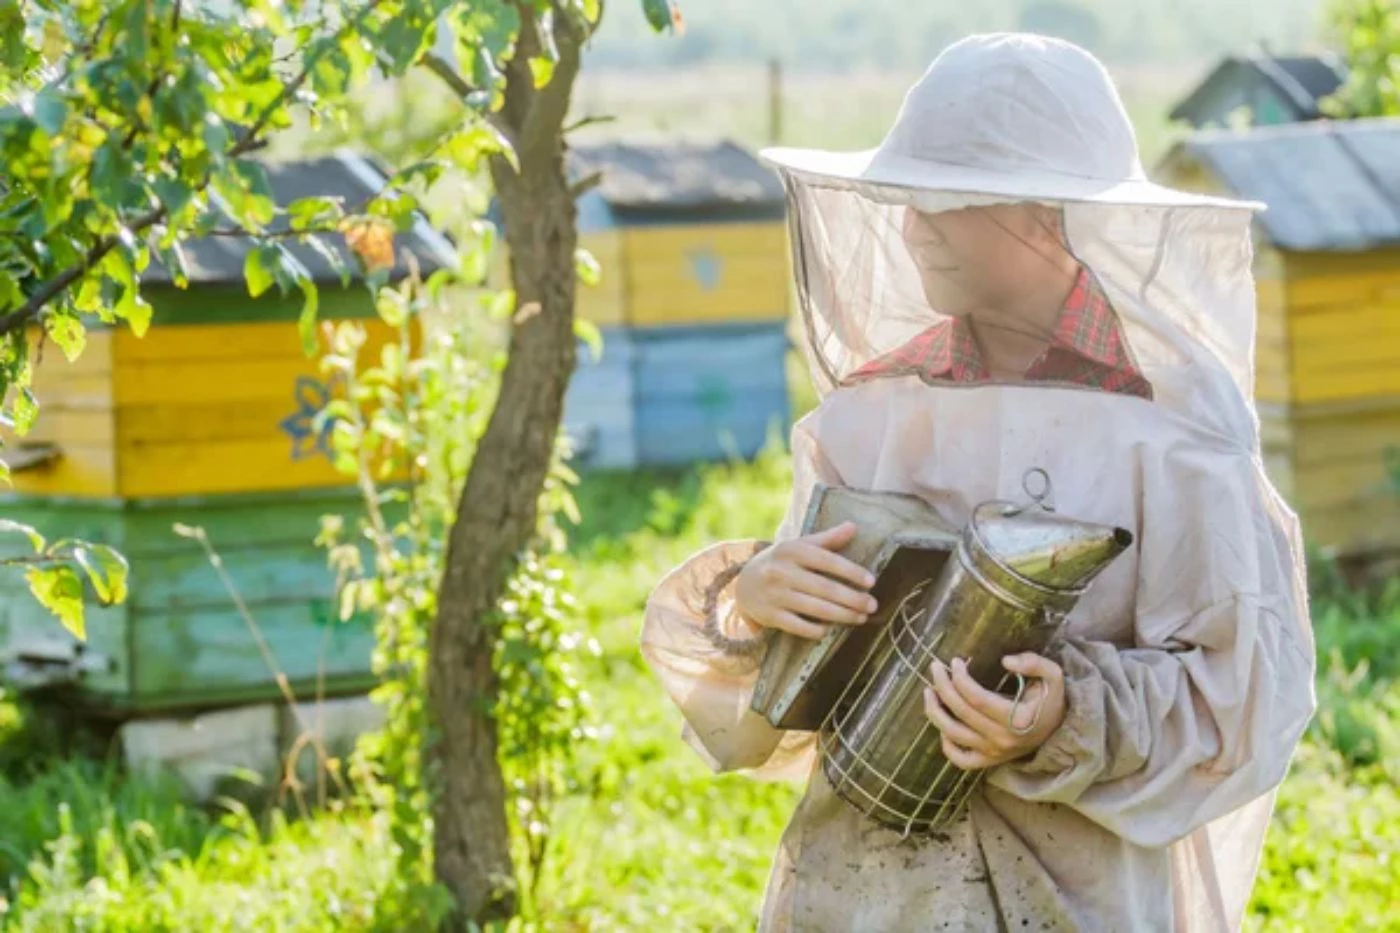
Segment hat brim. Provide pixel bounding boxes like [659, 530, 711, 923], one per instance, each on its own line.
[760, 146, 1264, 212]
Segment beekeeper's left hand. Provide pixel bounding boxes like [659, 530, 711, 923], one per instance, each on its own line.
[922, 654, 1067, 768]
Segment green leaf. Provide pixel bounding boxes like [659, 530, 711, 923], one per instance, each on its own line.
[377, 289, 409, 328]
[641, 0, 683, 33]
[574, 247, 601, 287]
[574, 318, 603, 364]
[312, 400, 356, 434]
[310, 47, 354, 99]
[117, 286, 153, 337]
[288, 195, 344, 231]
[298, 278, 320, 357]
[529, 57, 555, 88]
[202, 114, 231, 154]
[471, 45, 504, 91]
[153, 176, 195, 216]
[461, 240, 489, 285]
[244, 244, 278, 298]
[444, 121, 513, 172]
[536, 9, 560, 63]
[46, 314, 86, 362]
[31, 87, 68, 136]
[377, 14, 430, 73]
[13, 387, 38, 435]
[368, 193, 421, 232]
[559, 487, 582, 526]
[393, 160, 447, 189]
[26, 564, 86, 641]
[339, 580, 361, 622]
[232, 160, 277, 226]
[306, 235, 351, 287]
[72, 543, 129, 606]
[277, 243, 313, 291]
[159, 241, 190, 290]
[90, 137, 132, 206]
[102, 248, 137, 291]
[0, 519, 45, 551]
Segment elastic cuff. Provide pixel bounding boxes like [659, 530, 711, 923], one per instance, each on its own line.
[700, 542, 774, 659]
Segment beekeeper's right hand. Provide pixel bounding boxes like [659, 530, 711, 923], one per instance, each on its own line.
[734, 522, 880, 640]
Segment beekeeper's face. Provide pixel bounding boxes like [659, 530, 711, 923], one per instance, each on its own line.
[902, 203, 1070, 317]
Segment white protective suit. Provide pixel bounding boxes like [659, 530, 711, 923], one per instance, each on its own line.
[642, 33, 1316, 932]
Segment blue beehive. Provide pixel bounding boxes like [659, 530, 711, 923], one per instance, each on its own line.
[498, 140, 794, 468]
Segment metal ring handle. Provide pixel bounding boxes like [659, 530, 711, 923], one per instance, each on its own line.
[1022, 467, 1055, 512]
[1006, 672, 1044, 736]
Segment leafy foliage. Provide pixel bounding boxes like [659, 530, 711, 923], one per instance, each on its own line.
[312, 261, 594, 923]
[0, 0, 460, 629]
[0, 520, 127, 640]
[1325, 0, 1400, 117]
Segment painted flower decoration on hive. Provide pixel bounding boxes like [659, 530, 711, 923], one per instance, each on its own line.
[279, 373, 348, 461]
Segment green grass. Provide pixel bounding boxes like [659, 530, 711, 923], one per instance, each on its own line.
[3, 448, 1400, 930]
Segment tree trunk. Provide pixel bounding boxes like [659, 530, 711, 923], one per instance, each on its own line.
[426, 6, 583, 927]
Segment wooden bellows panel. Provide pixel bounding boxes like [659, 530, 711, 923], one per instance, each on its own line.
[751, 485, 958, 731]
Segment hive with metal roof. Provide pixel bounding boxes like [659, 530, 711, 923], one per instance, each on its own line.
[1159, 117, 1400, 557]
[502, 139, 794, 468]
[0, 151, 454, 714]
[1169, 52, 1348, 129]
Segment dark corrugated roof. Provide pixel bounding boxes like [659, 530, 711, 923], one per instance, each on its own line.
[569, 140, 785, 212]
[1273, 56, 1349, 107]
[1169, 54, 1347, 124]
[1168, 118, 1400, 250]
[142, 152, 455, 287]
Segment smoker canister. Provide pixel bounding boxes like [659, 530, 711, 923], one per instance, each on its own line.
[818, 471, 1133, 836]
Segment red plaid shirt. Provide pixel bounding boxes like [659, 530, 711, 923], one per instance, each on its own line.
[843, 268, 1153, 399]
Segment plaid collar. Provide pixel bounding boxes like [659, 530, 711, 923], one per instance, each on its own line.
[1047, 267, 1138, 372]
[844, 267, 1150, 394]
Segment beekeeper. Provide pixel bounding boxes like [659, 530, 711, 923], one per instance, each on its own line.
[642, 32, 1316, 932]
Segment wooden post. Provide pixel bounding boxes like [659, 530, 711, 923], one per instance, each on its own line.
[768, 58, 782, 144]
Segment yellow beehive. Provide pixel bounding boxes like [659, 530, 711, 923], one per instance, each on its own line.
[8, 152, 453, 501]
[15, 307, 405, 500]
[0, 153, 454, 715]
[492, 140, 794, 469]
[1160, 118, 1400, 557]
[495, 140, 790, 329]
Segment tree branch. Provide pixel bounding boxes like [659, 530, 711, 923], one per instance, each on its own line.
[517, 3, 585, 165]
[419, 51, 516, 150]
[568, 170, 602, 200]
[563, 113, 614, 134]
[421, 50, 476, 101]
[496, 3, 538, 140]
[0, 0, 387, 340]
[0, 556, 64, 567]
[202, 226, 332, 238]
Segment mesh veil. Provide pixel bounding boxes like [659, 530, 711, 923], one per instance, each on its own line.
[765, 33, 1263, 450]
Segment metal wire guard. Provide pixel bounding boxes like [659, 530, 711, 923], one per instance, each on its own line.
[811, 469, 1122, 838]
[818, 583, 990, 837]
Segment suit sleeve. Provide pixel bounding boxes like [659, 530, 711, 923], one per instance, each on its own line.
[988, 452, 1316, 848]
[639, 420, 839, 779]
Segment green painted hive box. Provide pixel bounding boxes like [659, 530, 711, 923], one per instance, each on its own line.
[0, 152, 454, 716]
